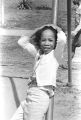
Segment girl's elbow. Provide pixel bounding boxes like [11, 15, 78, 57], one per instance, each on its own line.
[18, 39, 22, 46]
[57, 31, 67, 43]
[18, 36, 29, 48]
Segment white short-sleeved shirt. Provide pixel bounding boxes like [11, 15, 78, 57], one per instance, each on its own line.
[35, 50, 59, 87]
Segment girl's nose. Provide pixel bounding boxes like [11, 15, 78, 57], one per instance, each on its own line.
[45, 40, 49, 45]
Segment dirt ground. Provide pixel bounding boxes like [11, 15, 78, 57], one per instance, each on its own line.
[0, 1, 81, 120]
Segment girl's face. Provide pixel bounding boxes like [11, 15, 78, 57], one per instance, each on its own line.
[40, 29, 55, 54]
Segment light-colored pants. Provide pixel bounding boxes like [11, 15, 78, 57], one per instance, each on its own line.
[11, 87, 49, 120]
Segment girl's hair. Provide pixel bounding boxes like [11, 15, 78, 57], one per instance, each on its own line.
[72, 29, 81, 53]
[73, 0, 81, 5]
[30, 26, 58, 50]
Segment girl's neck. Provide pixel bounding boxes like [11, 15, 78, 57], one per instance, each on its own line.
[39, 49, 54, 55]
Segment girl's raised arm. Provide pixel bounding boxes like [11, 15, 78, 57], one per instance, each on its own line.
[18, 36, 37, 57]
[54, 30, 67, 65]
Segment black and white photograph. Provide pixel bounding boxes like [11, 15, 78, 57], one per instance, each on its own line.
[0, 0, 81, 120]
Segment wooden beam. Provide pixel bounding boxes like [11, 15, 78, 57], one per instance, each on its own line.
[67, 0, 72, 85]
[52, 0, 58, 25]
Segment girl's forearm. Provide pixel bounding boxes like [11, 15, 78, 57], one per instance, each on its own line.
[55, 31, 67, 64]
[18, 36, 30, 48]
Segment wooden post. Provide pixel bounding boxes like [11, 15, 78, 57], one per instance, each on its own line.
[67, 0, 72, 86]
[52, 0, 58, 25]
[51, 1, 58, 120]
[46, 1, 58, 120]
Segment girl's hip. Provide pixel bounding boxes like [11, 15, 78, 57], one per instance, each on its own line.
[21, 87, 50, 114]
[26, 87, 49, 101]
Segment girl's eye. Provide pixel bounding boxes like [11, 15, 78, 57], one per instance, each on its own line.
[41, 39, 46, 42]
[41, 39, 54, 42]
[48, 39, 54, 42]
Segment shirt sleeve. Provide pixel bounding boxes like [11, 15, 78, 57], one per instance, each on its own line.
[57, 30, 67, 43]
[18, 36, 37, 57]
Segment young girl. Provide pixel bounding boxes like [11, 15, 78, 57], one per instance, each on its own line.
[11, 24, 66, 120]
